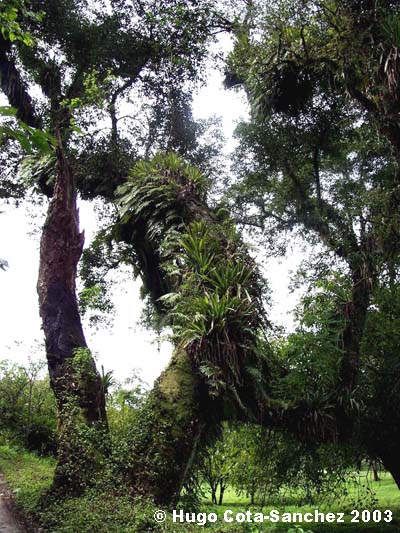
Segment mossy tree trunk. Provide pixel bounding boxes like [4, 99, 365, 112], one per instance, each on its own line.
[116, 154, 265, 505]
[128, 347, 209, 505]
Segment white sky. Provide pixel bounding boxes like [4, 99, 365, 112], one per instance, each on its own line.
[0, 57, 302, 387]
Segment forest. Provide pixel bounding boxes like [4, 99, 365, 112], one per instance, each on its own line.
[0, 0, 400, 532]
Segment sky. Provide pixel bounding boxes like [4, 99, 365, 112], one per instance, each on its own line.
[0, 52, 302, 387]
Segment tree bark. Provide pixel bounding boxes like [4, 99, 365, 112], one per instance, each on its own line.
[378, 448, 400, 490]
[128, 347, 208, 505]
[37, 135, 106, 425]
[339, 263, 372, 392]
[218, 483, 225, 505]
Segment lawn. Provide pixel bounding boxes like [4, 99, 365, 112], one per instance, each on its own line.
[195, 471, 400, 532]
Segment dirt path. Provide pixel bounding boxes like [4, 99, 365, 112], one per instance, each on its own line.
[0, 476, 24, 533]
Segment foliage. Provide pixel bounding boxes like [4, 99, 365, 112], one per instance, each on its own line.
[1, 0, 400, 520]
[0, 3, 55, 153]
[0, 444, 55, 520]
[0, 0, 41, 45]
[226, 0, 400, 131]
[166, 220, 266, 400]
[197, 424, 239, 505]
[222, 0, 400, 482]
[106, 371, 148, 439]
[0, 0, 224, 202]
[225, 0, 400, 269]
[0, 358, 57, 454]
[274, 270, 351, 405]
[117, 152, 209, 228]
[193, 423, 364, 509]
[18, 152, 57, 196]
[0, 108, 56, 154]
[78, 224, 135, 328]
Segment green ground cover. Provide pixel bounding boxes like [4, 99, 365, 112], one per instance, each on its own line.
[0, 445, 398, 533]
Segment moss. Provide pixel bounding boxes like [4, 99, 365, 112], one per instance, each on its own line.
[159, 349, 197, 419]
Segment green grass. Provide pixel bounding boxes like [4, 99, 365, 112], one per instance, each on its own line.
[199, 472, 400, 532]
[205, 471, 399, 508]
[0, 444, 162, 533]
[0, 445, 399, 533]
[0, 445, 55, 515]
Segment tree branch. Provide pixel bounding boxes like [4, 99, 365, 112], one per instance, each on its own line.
[0, 37, 41, 128]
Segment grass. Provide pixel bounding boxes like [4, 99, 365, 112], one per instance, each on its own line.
[199, 472, 400, 533]
[0, 445, 55, 515]
[0, 444, 399, 532]
[0, 444, 154, 533]
[206, 471, 399, 508]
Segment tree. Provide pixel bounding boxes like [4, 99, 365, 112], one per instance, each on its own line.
[224, 0, 400, 484]
[197, 425, 239, 505]
[230, 424, 356, 507]
[0, 0, 221, 490]
[106, 370, 148, 438]
[113, 153, 270, 504]
[2, 0, 399, 507]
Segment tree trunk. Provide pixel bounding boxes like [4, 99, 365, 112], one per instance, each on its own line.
[128, 347, 208, 505]
[378, 447, 400, 490]
[381, 457, 400, 489]
[115, 156, 264, 504]
[37, 136, 107, 492]
[218, 483, 225, 505]
[339, 263, 371, 392]
[37, 136, 106, 424]
[329, 259, 372, 443]
[372, 462, 380, 482]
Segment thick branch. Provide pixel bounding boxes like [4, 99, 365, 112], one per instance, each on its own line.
[0, 37, 41, 128]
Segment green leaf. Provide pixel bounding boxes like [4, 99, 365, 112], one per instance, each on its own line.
[30, 130, 52, 153]
[0, 106, 17, 117]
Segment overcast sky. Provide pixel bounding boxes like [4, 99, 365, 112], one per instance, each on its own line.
[0, 56, 302, 387]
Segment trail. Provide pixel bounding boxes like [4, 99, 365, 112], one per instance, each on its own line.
[0, 476, 24, 533]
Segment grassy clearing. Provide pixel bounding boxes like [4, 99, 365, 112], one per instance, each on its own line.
[0, 444, 398, 533]
[199, 472, 399, 533]
[205, 471, 399, 508]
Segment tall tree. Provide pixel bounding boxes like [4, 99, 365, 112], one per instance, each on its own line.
[114, 153, 270, 504]
[0, 0, 220, 491]
[225, 0, 400, 484]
